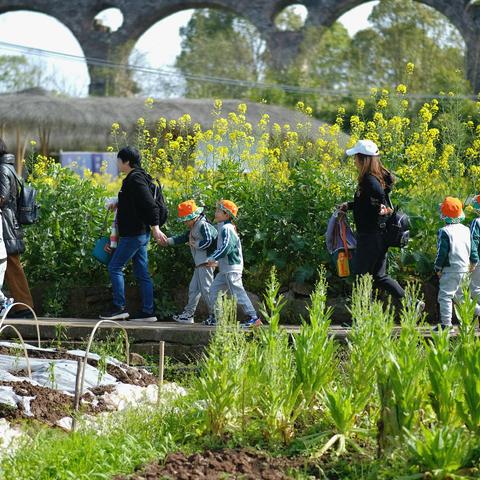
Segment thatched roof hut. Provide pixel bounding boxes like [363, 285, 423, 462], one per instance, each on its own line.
[0, 89, 347, 169]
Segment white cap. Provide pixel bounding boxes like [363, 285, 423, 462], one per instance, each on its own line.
[346, 139, 379, 156]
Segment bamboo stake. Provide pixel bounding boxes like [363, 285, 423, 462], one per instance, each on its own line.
[157, 341, 165, 406]
[72, 357, 84, 432]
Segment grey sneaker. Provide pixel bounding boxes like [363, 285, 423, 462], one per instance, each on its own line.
[432, 324, 455, 334]
[172, 312, 194, 324]
[202, 315, 217, 326]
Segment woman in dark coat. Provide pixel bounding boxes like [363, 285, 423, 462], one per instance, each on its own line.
[340, 139, 405, 301]
[0, 139, 34, 317]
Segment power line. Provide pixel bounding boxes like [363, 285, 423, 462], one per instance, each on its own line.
[0, 39, 476, 100]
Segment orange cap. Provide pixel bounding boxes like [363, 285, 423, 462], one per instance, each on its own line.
[218, 199, 238, 218]
[440, 196, 464, 220]
[177, 200, 203, 221]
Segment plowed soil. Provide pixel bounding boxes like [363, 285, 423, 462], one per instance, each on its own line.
[113, 448, 314, 480]
[0, 380, 111, 424]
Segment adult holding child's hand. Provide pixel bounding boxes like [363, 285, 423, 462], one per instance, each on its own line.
[100, 146, 166, 323]
[341, 139, 405, 302]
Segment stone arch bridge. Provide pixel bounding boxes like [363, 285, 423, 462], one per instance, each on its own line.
[1, 0, 480, 95]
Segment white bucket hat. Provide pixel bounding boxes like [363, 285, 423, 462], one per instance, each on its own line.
[346, 139, 379, 157]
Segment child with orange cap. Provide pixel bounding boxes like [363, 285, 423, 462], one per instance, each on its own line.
[204, 199, 261, 327]
[434, 196, 479, 330]
[163, 200, 218, 324]
[467, 194, 480, 310]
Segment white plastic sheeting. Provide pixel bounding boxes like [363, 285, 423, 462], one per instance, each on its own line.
[0, 356, 117, 393]
[0, 418, 23, 452]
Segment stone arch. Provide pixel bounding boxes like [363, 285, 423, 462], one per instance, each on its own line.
[266, 0, 480, 91]
[0, 0, 477, 94]
[123, 0, 271, 45]
[0, 7, 90, 92]
[128, 3, 267, 96]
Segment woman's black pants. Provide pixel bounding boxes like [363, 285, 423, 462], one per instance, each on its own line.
[353, 231, 405, 299]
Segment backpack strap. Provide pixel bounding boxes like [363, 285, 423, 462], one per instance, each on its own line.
[4, 164, 23, 190]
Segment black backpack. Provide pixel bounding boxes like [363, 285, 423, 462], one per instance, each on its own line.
[7, 165, 40, 225]
[383, 210, 410, 248]
[381, 193, 410, 248]
[148, 178, 168, 227]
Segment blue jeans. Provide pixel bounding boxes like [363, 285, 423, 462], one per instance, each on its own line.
[108, 234, 154, 314]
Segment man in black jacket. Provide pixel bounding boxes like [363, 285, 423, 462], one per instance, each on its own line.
[0, 139, 34, 318]
[100, 146, 167, 321]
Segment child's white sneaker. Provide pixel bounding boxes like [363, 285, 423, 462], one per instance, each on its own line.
[173, 312, 194, 324]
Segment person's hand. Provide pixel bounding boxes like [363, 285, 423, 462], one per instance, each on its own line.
[337, 202, 348, 212]
[470, 263, 477, 272]
[379, 204, 393, 216]
[105, 197, 118, 211]
[188, 236, 197, 248]
[158, 237, 170, 247]
[152, 226, 168, 245]
[104, 242, 113, 254]
[436, 270, 442, 278]
[206, 259, 218, 268]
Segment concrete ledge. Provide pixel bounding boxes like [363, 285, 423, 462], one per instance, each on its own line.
[1, 318, 477, 359]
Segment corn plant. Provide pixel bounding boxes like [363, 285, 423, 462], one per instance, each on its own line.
[293, 266, 337, 412]
[455, 287, 480, 434]
[405, 425, 476, 478]
[377, 284, 426, 453]
[195, 295, 247, 437]
[347, 275, 394, 413]
[425, 328, 460, 426]
[250, 268, 302, 444]
[456, 340, 480, 434]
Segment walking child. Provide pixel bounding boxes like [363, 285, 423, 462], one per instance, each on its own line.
[468, 194, 480, 311]
[163, 200, 218, 324]
[434, 196, 480, 330]
[204, 199, 261, 327]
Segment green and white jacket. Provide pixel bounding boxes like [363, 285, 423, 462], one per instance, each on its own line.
[434, 223, 471, 273]
[167, 215, 217, 266]
[470, 218, 480, 265]
[208, 220, 243, 273]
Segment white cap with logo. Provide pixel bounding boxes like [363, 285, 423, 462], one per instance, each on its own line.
[346, 139, 379, 156]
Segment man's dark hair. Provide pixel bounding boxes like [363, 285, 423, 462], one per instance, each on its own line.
[117, 146, 141, 168]
[0, 138, 8, 156]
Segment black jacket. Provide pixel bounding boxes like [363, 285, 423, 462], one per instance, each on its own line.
[0, 154, 24, 255]
[349, 173, 393, 234]
[117, 168, 160, 237]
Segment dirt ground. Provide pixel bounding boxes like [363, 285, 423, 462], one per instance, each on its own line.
[0, 380, 113, 424]
[113, 448, 317, 480]
[0, 346, 157, 425]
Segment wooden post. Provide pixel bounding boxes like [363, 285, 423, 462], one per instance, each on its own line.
[157, 341, 165, 406]
[72, 357, 84, 431]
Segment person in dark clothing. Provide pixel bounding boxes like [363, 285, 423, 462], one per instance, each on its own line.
[339, 139, 405, 300]
[100, 146, 167, 322]
[0, 139, 34, 318]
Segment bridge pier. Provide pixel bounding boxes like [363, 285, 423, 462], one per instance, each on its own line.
[466, 34, 480, 94]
